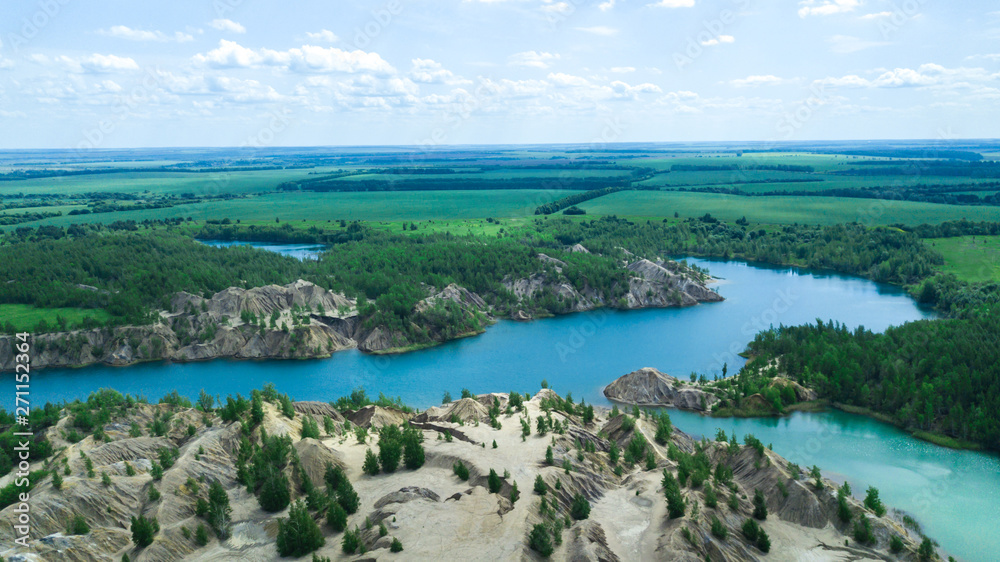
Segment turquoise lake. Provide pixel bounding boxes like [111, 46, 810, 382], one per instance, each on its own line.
[196, 239, 326, 260]
[30, 257, 998, 561]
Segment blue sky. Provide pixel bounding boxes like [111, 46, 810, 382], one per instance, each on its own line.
[0, 0, 998, 148]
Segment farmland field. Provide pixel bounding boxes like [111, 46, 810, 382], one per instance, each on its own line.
[928, 236, 1000, 283]
[576, 190, 1000, 226]
[0, 304, 111, 332]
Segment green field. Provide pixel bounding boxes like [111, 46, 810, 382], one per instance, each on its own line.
[927, 236, 1000, 283]
[576, 191, 1000, 226]
[6, 190, 575, 230]
[0, 304, 112, 332]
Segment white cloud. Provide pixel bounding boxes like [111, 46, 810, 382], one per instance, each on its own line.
[540, 1, 573, 14]
[508, 51, 560, 69]
[547, 72, 589, 87]
[193, 40, 396, 75]
[98, 25, 194, 42]
[814, 63, 1000, 89]
[305, 30, 338, 43]
[859, 11, 893, 20]
[45, 53, 141, 73]
[967, 53, 1000, 61]
[409, 58, 469, 84]
[828, 35, 889, 53]
[208, 19, 246, 34]
[0, 57, 13, 70]
[730, 75, 789, 87]
[598, 0, 616, 10]
[648, 0, 696, 7]
[575, 26, 619, 36]
[610, 66, 636, 73]
[798, 0, 860, 18]
[609, 80, 662, 98]
[700, 35, 735, 46]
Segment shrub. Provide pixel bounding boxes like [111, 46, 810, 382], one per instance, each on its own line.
[276, 501, 325, 557]
[890, 534, 905, 553]
[327, 502, 348, 532]
[853, 516, 875, 544]
[710, 516, 728, 540]
[752, 489, 768, 520]
[300, 416, 321, 439]
[662, 470, 685, 519]
[545, 446, 554, 465]
[257, 469, 291, 512]
[67, 514, 89, 535]
[337, 478, 360, 514]
[570, 493, 591, 520]
[402, 428, 425, 470]
[534, 474, 547, 495]
[390, 537, 404, 552]
[864, 486, 887, 517]
[529, 523, 554, 557]
[453, 461, 470, 481]
[130, 514, 159, 548]
[378, 425, 403, 473]
[488, 469, 502, 494]
[756, 528, 771, 553]
[342, 527, 360, 554]
[741, 518, 760, 541]
[363, 449, 380, 475]
[195, 524, 209, 546]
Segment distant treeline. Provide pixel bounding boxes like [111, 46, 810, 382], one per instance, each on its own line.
[0, 210, 62, 226]
[278, 177, 634, 192]
[825, 149, 985, 161]
[534, 186, 633, 215]
[671, 164, 815, 173]
[677, 181, 1000, 207]
[0, 165, 308, 181]
[832, 160, 1000, 178]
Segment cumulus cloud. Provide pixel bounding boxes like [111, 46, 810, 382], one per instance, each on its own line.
[815, 64, 1000, 89]
[700, 35, 735, 46]
[42, 53, 141, 73]
[798, 0, 860, 18]
[98, 25, 194, 42]
[730, 75, 790, 87]
[610, 66, 636, 73]
[409, 58, 469, 84]
[547, 72, 590, 87]
[859, 11, 893, 19]
[508, 51, 560, 69]
[305, 30, 338, 43]
[208, 19, 246, 33]
[193, 40, 396, 75]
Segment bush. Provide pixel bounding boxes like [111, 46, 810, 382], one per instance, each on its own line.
[662, 470, 685, 519]
[300, 416, 321, 439]
[488, 469, 502, 494]
[130, 514, 159, 548]
[570, 493, 590, 520]
[510, 481, 520, 503]
[529, 523, 554, 557]
[453, 461, 470, 481]
[258, 472, 291, 512]
[337, 478, 360, 514]
[742, 518, 759, 541]
[342, 527, 361, 554]
[534, 474, 547, 495]
[918, 538, 935, 561]
[206, 481, 232, 539]
[890, 534, 905, 553]
[756, 528, 771, 553]
[402, 428, 425, 470]
[378, 425, 403, 473]
[752, 489, 768, 520]
[276, 501, 325, 557]
[853, 516, 874, 545]
[195, 524, 209, 546]
[363, 449, 380, 475]
[864, 486, 887, 517]
[327, 502, 348, 532]
[390, 537, 404, 552]
[710, 515, 728, 540]
[67, 514, 89, 535]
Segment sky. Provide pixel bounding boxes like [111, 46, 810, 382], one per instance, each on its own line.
[0, 0, 998, 148]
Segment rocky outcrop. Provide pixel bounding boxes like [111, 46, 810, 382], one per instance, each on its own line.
[413, 397, 491, 424]
[503, 255, 722, 320]
[603, 367, 719, 412]
[1, 390, 932, 562]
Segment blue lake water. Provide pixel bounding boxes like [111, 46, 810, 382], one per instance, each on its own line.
[196, 239, 326, 260]
[28, 257, 997, 561]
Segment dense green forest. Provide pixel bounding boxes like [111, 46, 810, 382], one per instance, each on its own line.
[740, 310, 1000, 452]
